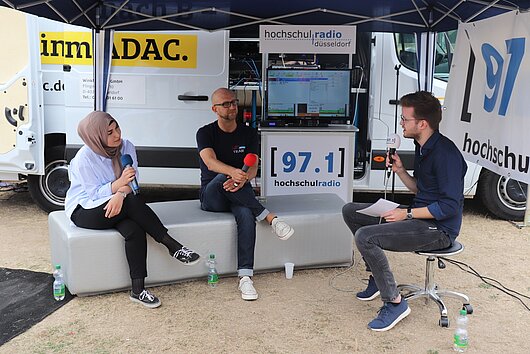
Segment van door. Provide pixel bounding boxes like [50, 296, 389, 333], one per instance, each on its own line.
[0, 8, 44, 179]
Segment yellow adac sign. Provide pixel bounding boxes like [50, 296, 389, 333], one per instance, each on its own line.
[40, 32, 198, 68]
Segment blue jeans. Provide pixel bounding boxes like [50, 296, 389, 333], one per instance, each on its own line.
[342, 202, 451, 302]
[200, 173, 269, 277]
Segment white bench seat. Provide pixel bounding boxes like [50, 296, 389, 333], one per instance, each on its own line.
[48, 193, 353, 296]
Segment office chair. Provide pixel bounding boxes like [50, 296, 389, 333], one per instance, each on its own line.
[397, 240, 473, 327]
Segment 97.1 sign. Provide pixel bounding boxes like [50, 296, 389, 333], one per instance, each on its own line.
[260, 129, 355, 202]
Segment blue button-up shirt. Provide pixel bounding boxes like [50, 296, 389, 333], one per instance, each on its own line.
[65, 138, 138, 219]
[411, 130, 467, 240]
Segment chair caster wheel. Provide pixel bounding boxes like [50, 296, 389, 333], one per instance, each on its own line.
[463, 304, 473, 315]
[439, 316, 450, 328]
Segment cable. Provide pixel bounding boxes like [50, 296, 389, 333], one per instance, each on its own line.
[229, 77, 246, 89]
[328, 250, 369, 293]
[352, 66, 364, 128]
[440, 256, 530, 312]
[329, 249, 530, 311]
[244, 59, 259, 78]
[249, 58, 261, 80]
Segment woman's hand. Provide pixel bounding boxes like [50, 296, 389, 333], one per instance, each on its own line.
[117, 167, 136, 189]
[104, 193, 124, 218]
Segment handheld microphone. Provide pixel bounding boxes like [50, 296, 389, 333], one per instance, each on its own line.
[233, 153, 258, 187]
[386, 133, 401, 175]
[120, 154, 140, 195]
[242, 153, 257, 172]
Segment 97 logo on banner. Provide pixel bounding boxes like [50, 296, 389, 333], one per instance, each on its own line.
[481, 37, 525, 116]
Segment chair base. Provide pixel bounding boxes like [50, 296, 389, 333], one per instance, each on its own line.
[397, 252, 472, 327]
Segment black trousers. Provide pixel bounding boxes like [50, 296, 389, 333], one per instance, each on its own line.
[71, 194, 168, 279]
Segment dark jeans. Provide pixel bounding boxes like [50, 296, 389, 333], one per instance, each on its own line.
[71, 194, 168, 279]
[200, 173, 269, 277]
[342, 202, 451, 302]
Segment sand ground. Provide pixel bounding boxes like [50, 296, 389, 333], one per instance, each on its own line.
[0, 187, 529, 353]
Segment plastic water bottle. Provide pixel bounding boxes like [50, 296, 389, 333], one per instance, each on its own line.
[53, 264, 65, 301]
[453, 309, 469, 352]
[207, 254, 219, 287]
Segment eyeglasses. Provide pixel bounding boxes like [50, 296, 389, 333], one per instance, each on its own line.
[400, 114, 417, 123]
[213, 99, 239, 108]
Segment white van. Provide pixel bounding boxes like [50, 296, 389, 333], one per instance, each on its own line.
[0, 7, 227, 211]
[0, 7, 526, 220]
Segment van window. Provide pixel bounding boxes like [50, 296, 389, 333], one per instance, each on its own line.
[394, 31, 457, 82]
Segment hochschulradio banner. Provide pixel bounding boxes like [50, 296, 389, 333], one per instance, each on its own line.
[442, 11, 530, 184]
[259, 25, 356, 54]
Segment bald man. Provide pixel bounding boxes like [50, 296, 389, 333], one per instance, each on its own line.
[196, 88, 294, 300]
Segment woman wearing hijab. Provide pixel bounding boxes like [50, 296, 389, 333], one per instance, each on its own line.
[65, 111, 200, 308]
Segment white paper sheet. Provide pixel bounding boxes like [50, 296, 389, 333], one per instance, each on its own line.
[356, 198, 400, 217]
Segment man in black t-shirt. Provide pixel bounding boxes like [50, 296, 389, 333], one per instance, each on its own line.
[196, 88, 294, 301]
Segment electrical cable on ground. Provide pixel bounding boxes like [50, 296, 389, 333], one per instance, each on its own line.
[440, 256, 530, 312]
[329, 249, 377, 293]
[328, 248, 530, 313]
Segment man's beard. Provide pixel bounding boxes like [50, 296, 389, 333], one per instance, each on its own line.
[220, 112, 237, 121]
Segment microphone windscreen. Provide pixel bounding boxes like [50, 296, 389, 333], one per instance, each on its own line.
[243, 153, 258, 167]
[120, 154, 133, 167]
[386, 133, 401, 149]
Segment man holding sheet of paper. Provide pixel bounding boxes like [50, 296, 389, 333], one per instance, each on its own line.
[342, 91, 467, 332]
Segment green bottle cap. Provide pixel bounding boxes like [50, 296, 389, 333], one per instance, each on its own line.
[55, 264, 61, 270]
[460, 309, 466, 315]
[209, 254, 215, 259]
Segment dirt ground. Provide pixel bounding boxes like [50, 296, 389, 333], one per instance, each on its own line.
[0, 186, 529, 354]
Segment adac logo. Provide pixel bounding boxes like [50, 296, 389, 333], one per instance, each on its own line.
[40, 32, 197, 68]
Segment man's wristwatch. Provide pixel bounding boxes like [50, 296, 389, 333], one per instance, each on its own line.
[406, 207, 413, 220]
[118, 191, 127, 199]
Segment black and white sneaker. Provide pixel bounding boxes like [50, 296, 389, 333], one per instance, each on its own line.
[172, 246, 201, 265]
[129, 289, 161, 308]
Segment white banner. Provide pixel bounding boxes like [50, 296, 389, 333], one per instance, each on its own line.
[259, 25, 356, 54]
[443, 11, 530, 184]
[261, 129, 354, 202]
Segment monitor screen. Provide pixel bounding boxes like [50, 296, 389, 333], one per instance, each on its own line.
[266, 69, 351, 122]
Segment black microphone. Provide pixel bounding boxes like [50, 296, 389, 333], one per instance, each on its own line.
[386, 133, 401, 177]
[234, 154, 258, 187]
[120, 154, 140, 195]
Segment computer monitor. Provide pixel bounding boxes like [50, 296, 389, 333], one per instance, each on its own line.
[266, 68, 352, 125]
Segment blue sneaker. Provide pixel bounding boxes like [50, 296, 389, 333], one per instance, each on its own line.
[368, 299, 411, 331]
[356, 275, 380, 301]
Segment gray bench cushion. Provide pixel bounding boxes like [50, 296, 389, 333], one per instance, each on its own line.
[49, 193, 352, 296]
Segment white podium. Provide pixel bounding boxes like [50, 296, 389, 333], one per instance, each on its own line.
[260, 125, 357, 202]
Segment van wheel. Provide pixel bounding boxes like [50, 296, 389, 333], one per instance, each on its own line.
[28, 146, 69, 212]
[477, 169, 527, 221]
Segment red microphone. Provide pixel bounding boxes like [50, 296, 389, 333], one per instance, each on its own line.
[234, 154, 257, 187]
[242, 153, 257, 172]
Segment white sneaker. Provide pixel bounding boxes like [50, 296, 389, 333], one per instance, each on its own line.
[238, 276, 258, 301]
[271, 218, 294, 240]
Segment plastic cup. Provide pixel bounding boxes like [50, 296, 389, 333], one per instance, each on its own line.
[284, 262, 294, 279]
